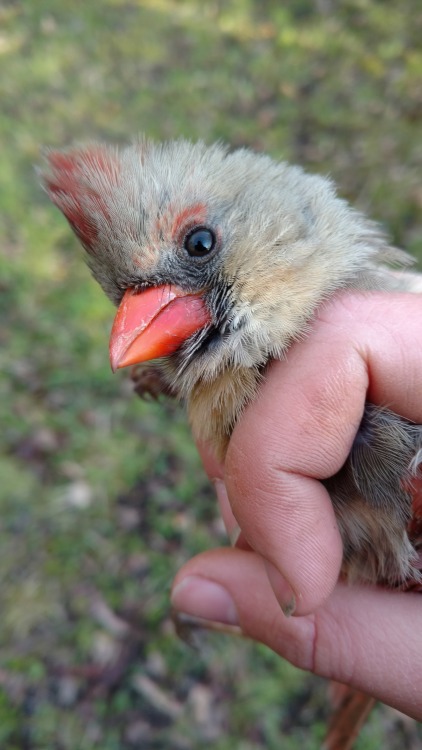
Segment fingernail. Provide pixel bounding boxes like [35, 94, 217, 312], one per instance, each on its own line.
[171, 576, 239, 626]
[212, 479, 240, 546]
[264, 560, 296, 617]
[229, 525, 241, 546]
[213, 478, 228, 507]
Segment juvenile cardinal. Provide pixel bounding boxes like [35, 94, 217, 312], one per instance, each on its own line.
[40, 139, 422, 748]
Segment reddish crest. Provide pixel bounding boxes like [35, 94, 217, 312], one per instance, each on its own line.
[42, 145, 120, 252]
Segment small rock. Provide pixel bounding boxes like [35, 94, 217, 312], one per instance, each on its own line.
[145, 651, 167, 679]
[91, 631, 120, 666]
[60, 480, 93, 509]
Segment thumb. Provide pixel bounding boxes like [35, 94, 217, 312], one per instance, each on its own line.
[171, 547, 422, 720]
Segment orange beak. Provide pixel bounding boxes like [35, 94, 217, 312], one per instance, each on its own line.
[109, 285, 211, 371]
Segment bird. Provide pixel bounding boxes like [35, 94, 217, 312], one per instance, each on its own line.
[40, 138, 422, 749]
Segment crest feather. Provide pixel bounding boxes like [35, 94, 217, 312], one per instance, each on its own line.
[40, 144, 121, 251]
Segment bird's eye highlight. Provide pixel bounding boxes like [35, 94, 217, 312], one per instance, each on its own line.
[184, 227, 216, 257]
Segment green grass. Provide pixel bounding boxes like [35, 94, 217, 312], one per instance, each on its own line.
[1, 1, 422, 747]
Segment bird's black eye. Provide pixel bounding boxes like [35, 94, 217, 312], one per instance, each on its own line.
[184, 227, 216, 257]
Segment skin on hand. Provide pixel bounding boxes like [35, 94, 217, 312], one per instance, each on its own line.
[171, 292, 422, 718]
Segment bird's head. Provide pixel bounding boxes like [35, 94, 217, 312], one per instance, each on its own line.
[40, 138, 396, 394]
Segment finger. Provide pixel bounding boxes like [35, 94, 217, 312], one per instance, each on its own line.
[224, 292, 422, 614]
[196, 440, 251, 548]
[320, 292, 422, 422]
[196, 440, 243, 542]
[171, 547, 422, 720]
[196, 440, 224, 480]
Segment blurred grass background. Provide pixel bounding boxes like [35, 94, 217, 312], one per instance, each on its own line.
[1, 1, 422, 748]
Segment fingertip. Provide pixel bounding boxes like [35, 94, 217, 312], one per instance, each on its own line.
[263, 546, 342, 616]
[264, 560, 296, 616]
[171, 574, 239, 626]
[171, 548, 316, 671]
[225, 443, 344, 614]
[195, 439, 224, 479]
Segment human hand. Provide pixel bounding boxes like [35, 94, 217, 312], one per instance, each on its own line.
[171, 292, 422, 719]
